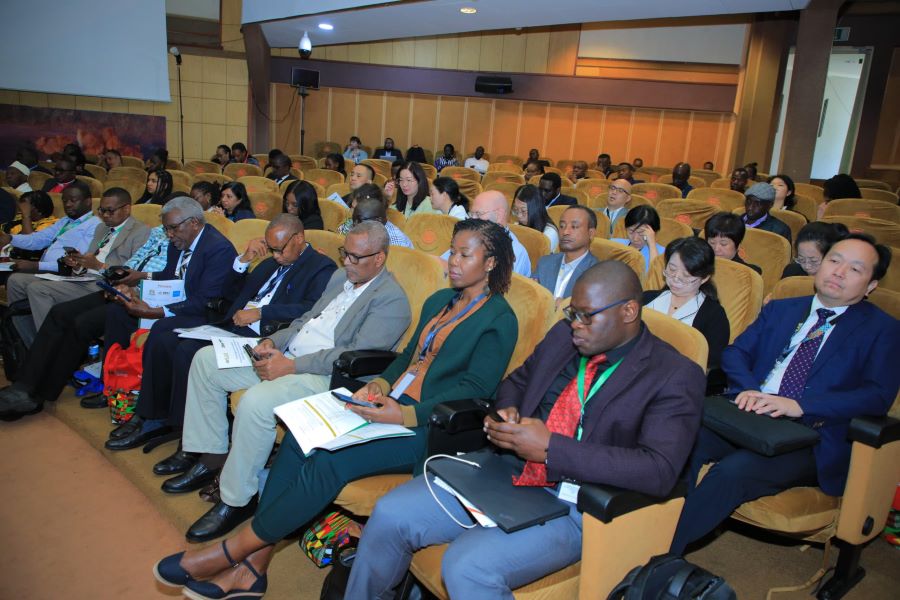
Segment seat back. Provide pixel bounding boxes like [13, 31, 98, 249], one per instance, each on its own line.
[819, 215, 900, 247]
[657, 217, 694, 247]
[486, 162, 522, 174]
[360, 158, 392, 179]
[227, 218, 269, 256]
[325, 183, 350, 200]
[121, 155, 144, 169]
[509, 223, 550, 271]
[104, 179, 146, 205]
[824, 198, 900, 223]
[28, 170, 52, 191]
[686, 187, 745, 212]
[238, 175, 278, 195]
[482, 172, 526, 188]
[304, 168, 345, 190]
[455, 179, 483, 200]
[590, 238, 645, 280]
[793, 182, 824, 203]
[130, 204, 162, 228]
[633, 183, 682, 203]
[656, 174, 707, 189]
[385, 247, 448, 350]
[739, 227, 792, 296]
[319, 200, 350, 233]
[289, 155, 318, 172]
[440, 166, 480, 182]
[223, 163, 263, 180]
[249, 191, 282, 221]
[855, 179, 892, 191]
[304, 230, 344, 266]
[592, 210, 612, 240]
[792, 194, 819, 222]
[771, 276, 900, 320]
[386, 208, 406, 230]
[313, 141, 342, 158]
[204, 211, 233, 237]
[775, 209, 808, 244]
[75, 175, 104, 198]
[576, 178, 610, 199]
[655, 199, 719, 230]
[493, 154, 523, 166]
[403, 213, 458, 256]
[693, 169, 722, 185]
[168, 169, 194, 190]
[484, 182, 521, 208]
[858, 188, 899, 203]
[193, 172, 232, 186]
[710, 177, 731, 189]
[183, 160, 222, 175]
[504, 273, 556, 375]
[83, 163, 107, 181]
[642, 310, 709, 369]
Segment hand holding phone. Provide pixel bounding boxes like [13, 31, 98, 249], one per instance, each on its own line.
[64, 246, 79, 255]
[332, 390, 382, 409]
[96, 280, 131, 302]
[243, 343, 262, 362]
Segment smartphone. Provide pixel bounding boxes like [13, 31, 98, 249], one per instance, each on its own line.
[332, 390, 382, 409]
[63, 246, 78, 255]
[488, 410, 505, 423]
[95, 280, 131, 302]
[243, 343, 261, 362]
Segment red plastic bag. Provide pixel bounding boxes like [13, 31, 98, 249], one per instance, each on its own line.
[102, 330, 148, 424]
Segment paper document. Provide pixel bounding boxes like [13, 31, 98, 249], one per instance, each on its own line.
[0, 263, 14, 271]
[139, 280, 186, 329]
[274, 388, 413, 455]
[211, 336, 261, 368]
[326, 192, 346, 205]
[175, 324, 239, 341]
[433, 476, 498, 528]
[35, 273, 96, 282]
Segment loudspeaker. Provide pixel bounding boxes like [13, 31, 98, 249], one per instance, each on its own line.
[291, 68, 320, 89]
[475, 76, 512, 95]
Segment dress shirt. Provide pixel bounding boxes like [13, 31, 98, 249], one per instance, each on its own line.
[233, 248, 303, 334]
[344, 149, 368, 162]
[125, 226, 168, 273]
[760, 295, 849, 394]
[285, 271, 380, 358]
[645, 291, 706, 327]
[448, 204, 468, 220]
[16, 182, 33, 193]
[543, 225, 559, 253]
[604, 206, 627, 234]
[553, 251, 590, 298]
[85, 219, 128, 274]
[434, 156, 458, 172]
[11, 212, 100, 272]
[463, 157, 489, 175]
[440, 227, 531, 277]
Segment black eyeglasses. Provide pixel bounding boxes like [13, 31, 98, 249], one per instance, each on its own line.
[338, 247, 380, 264]
[163, 216, 195, 233]
[563, 298, 630, 325]
[97, 203, 129, 215]
[267, 232, 297, 255]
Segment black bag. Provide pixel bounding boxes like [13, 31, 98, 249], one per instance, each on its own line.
[703, 395, 819, 456]
[0, 299, 33, 381]
[320, 543, 358, 600]
[607, 554, 736, 600]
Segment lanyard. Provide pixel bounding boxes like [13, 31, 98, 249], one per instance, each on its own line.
[253, 265, 290, 302]
[52, 214, 88, 241]
[418, 293, 486, 362]
[575, 356, 623, 440]
[777, 318, 835, 363]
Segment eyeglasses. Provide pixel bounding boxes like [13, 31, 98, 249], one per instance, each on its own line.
[794, 256, 822, 268]
[163, 216, 195, 233]
[397, 178, 417, 185]
[267, 232, 298, 255]
[563, 298, 630, 325]
[338, 247, 380, 264]
[511, 207, 528, 217]
[467, 208, 498, 220]
[97, 203, 128, 215]
[608, 185, 630, 194]
[663, 266, 701, 285]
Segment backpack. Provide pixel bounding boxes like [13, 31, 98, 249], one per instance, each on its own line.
[607, 554, 736, 600]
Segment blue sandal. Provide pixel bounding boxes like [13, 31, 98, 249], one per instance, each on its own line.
[153, 540, 238, 588]
[182, 557, 267, 600]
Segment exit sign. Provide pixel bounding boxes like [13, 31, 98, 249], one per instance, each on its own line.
[834, 27, 851, 42]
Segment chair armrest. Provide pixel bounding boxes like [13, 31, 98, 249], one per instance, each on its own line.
[848, 416, 900, 449]
[260, 320, 292, 337]
[333, 350, 398, 378]
[205, 297, 229, 313]
[429, 399, 488, 434]
[577, 481, 688, 524]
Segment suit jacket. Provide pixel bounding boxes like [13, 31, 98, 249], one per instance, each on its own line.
[546, 193, 577, 208]
[222, 244, 337, 331]
[642, 290, 730, 369]
[227, 208, 256, 222]
[745, 213, 792, 245]
[495, 323, 706, 496]
[534, 252, 599, 299]
[268, 268, 411, 376]
[156, 225, 238, 318]
[88, 217, 151, 267]
[721, 296, 900, 495]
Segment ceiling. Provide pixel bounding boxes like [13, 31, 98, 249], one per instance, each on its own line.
[246, 0, 811, 48]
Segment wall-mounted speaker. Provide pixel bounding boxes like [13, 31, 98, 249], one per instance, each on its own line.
[475, 76, 512, 95]
[291, 68, 320, 89]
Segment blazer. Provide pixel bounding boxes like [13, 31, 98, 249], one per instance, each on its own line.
[222, 245, 337, 331]
[745, 212, 792, 245]
[155, 225, 239, 318]
[642, 290, 729, 369]
[227, 208, 256, 223]
[88, 217, 151, 267]
[269, 268, 411, 376]
[534, 252, 599, 299]
[721, 296, 900, 495]
[496, 323, 706, 497]
[377, 289, 518, 427]
[546, 193, 577, 208]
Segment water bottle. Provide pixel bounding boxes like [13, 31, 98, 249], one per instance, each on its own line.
[88, 344, 101, 363]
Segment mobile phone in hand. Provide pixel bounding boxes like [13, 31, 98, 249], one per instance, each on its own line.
[95, 280, 131, 302]
[488, 410, 505, 423]
[243, 343, 261, 361]
[332, 390, 382, 409]
[64, 246, 78, 255]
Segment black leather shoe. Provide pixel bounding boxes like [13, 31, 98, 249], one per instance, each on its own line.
[162, 463, 218, 494]
[153, 450, 199, 476]
[186, 498, 258, 543]
[109, 417, 142, 440]
[80, 393, 107, 409]
[105, 425, 171, 451]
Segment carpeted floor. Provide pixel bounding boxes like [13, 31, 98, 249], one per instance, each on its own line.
[1, 390, 897, 599]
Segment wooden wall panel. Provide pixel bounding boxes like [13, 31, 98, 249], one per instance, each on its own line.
[464, 99, 494, 155]
[357, 91, 385, 150]
[491, 101, 521, 156]
[629, 110, 661, 164]
[479, 35, 504, 72]
[572, 106, 604, 162]
[545, 105, 577, 162]
[518, 102, 548, 159]
[501, 33, 528, 74]
[601, 108, 633, 164]
[411, 94, 438, 150]
[657, 111, 692, 167]
[870, 47, 900, 167]
[384, 92, 411, 149]
[687, 112, 722, 169]
[330, 88, 358, 145]
[437, 96, 466, 155]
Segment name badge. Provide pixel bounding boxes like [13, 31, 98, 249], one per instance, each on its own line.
[390, 371, 416, 400]
[556, 480, 581, 504]
[244, 300, 261, 310]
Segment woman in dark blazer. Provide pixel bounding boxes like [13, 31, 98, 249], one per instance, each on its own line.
[212, 181, 255, 222]
[154, 219, 520, 599]
[642, 236, 729, 371]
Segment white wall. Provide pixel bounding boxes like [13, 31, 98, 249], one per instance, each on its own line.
[0, 0, 170, 102]
[579, 23, 749, 65]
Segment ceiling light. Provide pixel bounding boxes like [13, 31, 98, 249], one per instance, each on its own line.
[460, 7, 477, 14]
[318, 23, 334, 31]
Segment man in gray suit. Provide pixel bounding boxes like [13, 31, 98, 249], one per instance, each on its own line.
[171, 221, 411, 542]
[534, 205, 599, 300]
[11, 188, 150, 341]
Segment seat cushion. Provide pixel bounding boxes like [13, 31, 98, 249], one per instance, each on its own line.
[333, 474, 412, 517]
[732, 487, 840, 542]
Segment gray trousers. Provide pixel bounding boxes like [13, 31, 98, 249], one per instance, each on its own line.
[180, 345, 330, 507]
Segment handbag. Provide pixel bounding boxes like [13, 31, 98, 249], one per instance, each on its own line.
[102, 330, 149, 424]
[702, 395, 820, 457]
[300, 510, 362, 568]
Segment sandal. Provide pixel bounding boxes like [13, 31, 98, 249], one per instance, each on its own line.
[152, 540, 238, 588]
[182, 557, 267, 600]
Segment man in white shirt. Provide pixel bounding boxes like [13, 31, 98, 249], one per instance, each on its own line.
[5, 162, 33, 193]
[534, 206, 599, 301]
[604, 178, 632, 236]
[170, 221, 411, 542]
[463, 146, 490, 175]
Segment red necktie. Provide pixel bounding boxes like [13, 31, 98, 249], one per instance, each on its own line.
[513, 354, 606, 487]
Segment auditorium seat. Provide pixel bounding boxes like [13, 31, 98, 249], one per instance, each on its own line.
[325, 183, 350, 199]
[440, 166, 480, 182]
[168, 169, 194, 190]
[494, 154, 523, 166]
[131, 204, 162, 228]
[183, 160, 221, 176]
[248, 191, 281, 220]
[318, 200, 350, 233]
[709, 177, 731, 189]
[656, 174, 707, 189]
[83, 163, 106, 181]
[104, 180, 145, 204]
[857, 188, 900, 205]
[120, 156, 144, 169]
[791, 194, 819, 222]
[192, 172, 232, 186]
[484, 182, 521, 209]
[509, 223, 550, 271]
[223, 163, 263, 180]
[736, 227, 792, 296]
[585, 169, 605, 179]
[793, 182, 825, 203]
[313, 141, 342, 158]
[655, 198, 719, 230]
[74, 176, 103, 198]
[657, 217, 694, 247]
[227, 219, 268, 261]
[633, 183, 682, 203]
[819, 215, 900, 247]
[386, 207, 406, 230]
[854, 179, 892, 192]
[237, 175, 278, 195]
[289, 155, 318, 172]
[420, 164, 437, 180]
[486, 162, 522, 174]
[27, 170, 52, 191]
[773, 208, 808, 244]
[590, 238, 644, 280]
[403, 213, 458, 256]
[687, 187, 745, 212]
[823, 198, 900, 223]
[204, 211, 233, 237]
[482, 172, 526, 188]
[455, 179, 483, 200]
[575, 178, 610, 199]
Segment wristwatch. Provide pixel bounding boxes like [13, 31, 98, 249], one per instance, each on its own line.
[145, 271, 153, 281]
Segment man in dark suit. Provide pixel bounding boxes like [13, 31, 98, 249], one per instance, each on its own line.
[741, 182, 792, 244]
[534, 205, 598, 300]
[112, 214, 336, 457]
[101, 197, 238, 448]
[537, 172, 576, 208]
[670, 234, 900, 554]
[345, 261, 706, 598]
[264, 153, 297, 186]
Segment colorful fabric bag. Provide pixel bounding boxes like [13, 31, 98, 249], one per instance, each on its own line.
[300, 511, 362, 568]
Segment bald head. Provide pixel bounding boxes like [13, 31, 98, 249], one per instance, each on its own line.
[608, 178, 632, 209]
[578, 260, 643, 306]
[470, 190, 509, 226]
[569, 260, 643, 356]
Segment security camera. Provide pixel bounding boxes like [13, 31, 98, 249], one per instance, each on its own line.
[298, 31, 312, 59]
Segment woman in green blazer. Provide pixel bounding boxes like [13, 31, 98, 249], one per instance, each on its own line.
[155, 219, 519, 599]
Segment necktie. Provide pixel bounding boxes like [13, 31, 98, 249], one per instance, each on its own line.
[777, 308, 835, 400]
[177, 250, 192, 279]
[513, 354, 606, 487]
[254, 265, 288, 301]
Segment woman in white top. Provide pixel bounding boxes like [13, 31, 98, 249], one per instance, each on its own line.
[512, 184, 559, 252]
[430, 177, 469, 220]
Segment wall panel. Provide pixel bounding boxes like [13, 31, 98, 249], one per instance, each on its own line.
[491, 101, 521, 156]
[437, 96, 466, 155]
[545, 104, 577, 161]
[384, 92, 412, 149]
[518, 102, 549, 160]
[572, 105, 604, 161]
[630, 109, 663, 164]
[657, 111, 692, 167]
[686, 112, 722, 169]
[464, 98, 494, 155]
[601, 108, 633, 164]
[410, 94, 439, 151]
[357, 91, 385, 151]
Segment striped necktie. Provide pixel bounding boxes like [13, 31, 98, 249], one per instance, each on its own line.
[177, 250, 193, 279]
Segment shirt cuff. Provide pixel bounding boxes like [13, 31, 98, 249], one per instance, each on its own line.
[233, 256, 250, 272]
[163, 307, 174, 318]
[400, 405, 419, 428]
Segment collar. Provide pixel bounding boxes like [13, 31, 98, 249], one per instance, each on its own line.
[69, 211, 94, 225]
[810, 294, 850, 319]
[108, 217, 131, 234]
[185, 226, 205, 253]
[345, 267, 384, 293]
[561, 249, 590, 268]
[546, 193, 562, 207]
[743, 212, 768, 228]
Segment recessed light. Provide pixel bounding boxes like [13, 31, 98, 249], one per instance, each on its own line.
[318, 23, 334, 30]
[460, 7, 477, 14]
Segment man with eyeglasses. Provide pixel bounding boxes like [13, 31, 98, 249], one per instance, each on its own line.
[170, 221, 410, 541]
[345, 261, 705, 598]
[604, 178, 633, 236]
[117, 214, 337, 466]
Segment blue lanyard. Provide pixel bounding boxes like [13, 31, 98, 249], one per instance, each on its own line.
[418, 293, 486, 362]
[253, 265, 290, 302]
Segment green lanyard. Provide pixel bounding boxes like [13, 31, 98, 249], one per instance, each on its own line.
[575, 357, 623, 440]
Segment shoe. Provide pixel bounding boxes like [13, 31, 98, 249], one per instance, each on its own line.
[0, 390, 42, 422]
[153, 450, 199, 476]
[0, 384, 30, 403]
[80, 393, 107, 409]
[153, 541, 238, 588]
[187, 498, 258, 543]
[162, 462, 218, 494]
[104, 424, 171, 451]
[182, 558, 267, 600]
[109, 416, 142, 440]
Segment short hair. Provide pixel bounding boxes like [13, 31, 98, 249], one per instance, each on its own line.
[823, 174, 861, 202]
[795, 221, 846, 255]
[353, 197, 387, 224]
[665, 237, 718, 301]
[624, 205, 660, 232]
[231, 142, 248, 153]
[161, 196, 206, 224]
[350, 183, 385, 207]
[67, 179, 92, 200]
[268, 148, 284, 160]
[191, 181, 221, 206]
[539, 172, 561, 189]
[618, 162, 634, 171]
[349, 136, 361, 144]
[767, 173, 796, 209]
[744, 162, 758, 180]
[356, 163, 376, 181]
[268, 212, 304, 235]
[704, 211, 745, 247]
[432, 176, 469, 211]
[348, 220, 390, 255]
[837, 232, 892, 281]
[151, 148, 169, 164]
[564, 204, 597, 229]
[524, 159, 545, 174]
[102, 187, 132, 205]
[270, 153, 291, 168]
[21, 191, 53, 218]
[443, 143, 455, 153]
[598, 153, 610, 161]
[452, 219, 514, 295]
